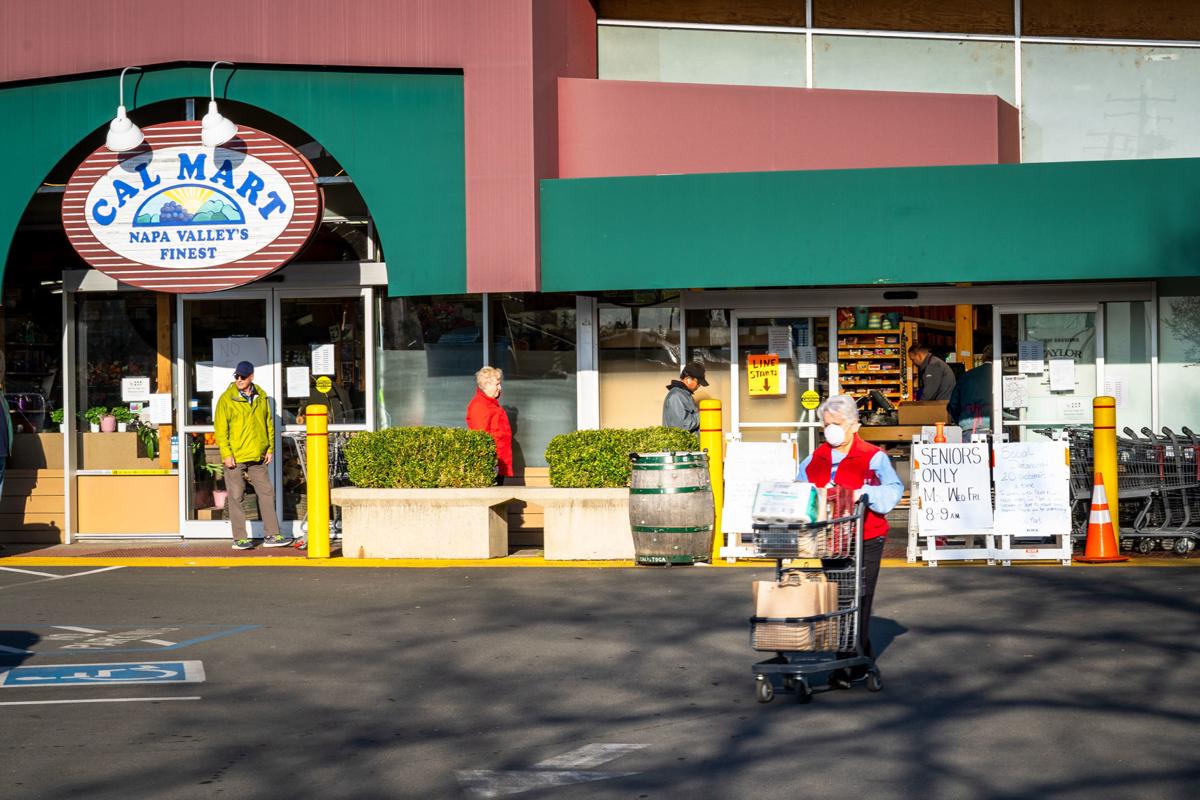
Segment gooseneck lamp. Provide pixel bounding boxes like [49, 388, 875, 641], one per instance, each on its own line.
[104, 66, 145, 152]
[201, 61, 238, 148]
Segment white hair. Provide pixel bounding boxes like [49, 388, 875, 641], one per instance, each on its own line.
[818, 394, 859, 424]
[475, 365, 503, 388]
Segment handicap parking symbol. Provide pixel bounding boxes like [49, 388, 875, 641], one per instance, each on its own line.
[0, 660, 205, 688]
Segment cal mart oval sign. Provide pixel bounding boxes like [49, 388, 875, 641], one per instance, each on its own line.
[63, 121, 322, 292]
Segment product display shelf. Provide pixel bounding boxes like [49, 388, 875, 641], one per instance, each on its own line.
[835, 322, 915, 402]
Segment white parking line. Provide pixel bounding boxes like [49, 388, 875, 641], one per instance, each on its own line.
[0, 567, 60, 578]
[0, 696, 201, 707]
[51, 625, 107, 634]
[49, 567, 126, 581]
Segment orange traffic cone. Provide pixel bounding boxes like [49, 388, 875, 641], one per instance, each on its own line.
[1075, 472, 1129, 563]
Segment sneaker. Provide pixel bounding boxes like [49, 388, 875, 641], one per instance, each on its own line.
[262, 534, 295, 548]
[232, 538, 255, 550]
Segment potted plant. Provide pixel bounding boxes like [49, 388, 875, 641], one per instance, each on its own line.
[199, 460, 228, 509]
[49, 408, 65, 432]
[135, 422, 159, 459]
[83, 406, 108, 433]
[111, 406, 138, 433]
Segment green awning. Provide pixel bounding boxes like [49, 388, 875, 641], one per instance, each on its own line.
[539, 158, 1200, 291]
[0, 66, 464, 296]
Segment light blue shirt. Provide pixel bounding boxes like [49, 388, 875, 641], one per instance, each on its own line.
[797, 448, 905, 516]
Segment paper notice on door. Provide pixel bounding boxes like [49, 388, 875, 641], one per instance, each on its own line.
[1061, 398, 1088, 420]
[1103, 377, 1126, 407]
[286, 366, 311, 398]
[195, 361, 214, 393]
[777, 361, 787, 394]
[1018, 340, 1044, 374]
[1049, 358, 1075, 391]
[793, 346, 818, 379]
[148, 393, 173, 425]
[767, 326, 792, 360]
[1002, 375, 1028, 409]
[311, 343, 336, 376]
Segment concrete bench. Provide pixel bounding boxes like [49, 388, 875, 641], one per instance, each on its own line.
[331, 487, 632, 560]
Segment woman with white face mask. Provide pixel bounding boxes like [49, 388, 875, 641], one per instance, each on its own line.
[796, 394, 905, 688]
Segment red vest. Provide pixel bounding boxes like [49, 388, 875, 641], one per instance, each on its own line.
[805, 436, 891, 540]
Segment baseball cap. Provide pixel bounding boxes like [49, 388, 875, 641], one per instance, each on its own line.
[681, 363, 709, 386]
[234, 360, 255, 378]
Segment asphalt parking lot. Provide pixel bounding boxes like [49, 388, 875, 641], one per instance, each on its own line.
[1, 563, 1198, 799]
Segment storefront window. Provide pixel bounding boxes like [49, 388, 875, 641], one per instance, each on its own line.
[74, 293, 170, 470]
[491, 294, 577, 470]
[598, 298, 681, 428]
[279, 297, 366, 426]
[4, 266, 63, 433]
[376, 295, 483, 429]
[685, 309, 733, 425]
[1159, 290, 1200, 432]
[1103, 301, 1153, 432]
[599, 26, 806, 88]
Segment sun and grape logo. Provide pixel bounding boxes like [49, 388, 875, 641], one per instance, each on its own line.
[62, 121, 321, 293]
[134, 186, 246, 226]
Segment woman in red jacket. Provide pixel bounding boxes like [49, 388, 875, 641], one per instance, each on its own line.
[466, 366, 513, 484]
[797, 394, 904, 688]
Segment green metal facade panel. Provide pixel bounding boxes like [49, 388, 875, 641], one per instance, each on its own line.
[539, 158, 1200, 291]
[0, 67, 465, 295]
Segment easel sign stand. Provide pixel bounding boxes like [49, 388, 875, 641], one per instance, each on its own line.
[907, 433, 996, 566]
[719, 435, 797, 562]
[992, 435, 1073, 566]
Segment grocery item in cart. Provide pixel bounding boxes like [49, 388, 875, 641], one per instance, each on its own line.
[751, 573, 839, 650]
[751, 481, 822, 524]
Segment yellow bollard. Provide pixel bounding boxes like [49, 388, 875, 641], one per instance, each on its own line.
[305, 404, 331, 559]
[1092, 396, 1119, 544]
[699, 399, 724, 562]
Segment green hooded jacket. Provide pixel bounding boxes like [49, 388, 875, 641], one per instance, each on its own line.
[214, 383, 274, 463]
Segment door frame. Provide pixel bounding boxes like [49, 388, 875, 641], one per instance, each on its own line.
[729, 308, 838, 447]
[177, 285, 373, 538]
[991, 302, 1104, 435]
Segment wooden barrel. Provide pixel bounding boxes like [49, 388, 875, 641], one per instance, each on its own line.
[628, 451, 714, 565]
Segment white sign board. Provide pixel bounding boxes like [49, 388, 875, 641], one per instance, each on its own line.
[120, 377, 152, 403]
[913, 443, 993, 535]
[311, 343, 336, 376]
[148, 393, 173, 425]
[721, 440, 797, 534]
[212, 337, 269, 388]
[286, 366, 311, 398]
[993, 442, 1071, 536]
[1049, 358, 1076, 391]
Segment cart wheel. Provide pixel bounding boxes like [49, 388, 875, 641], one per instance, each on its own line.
[755, 677, 774, 704]
[866, 671, 883, 692]
[1137, 538, 1155, 554]
[795, 680, 813, 704]
[1175, 538, 1194, 555]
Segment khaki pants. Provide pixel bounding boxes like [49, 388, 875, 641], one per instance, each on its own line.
[223, 461, 280, 539]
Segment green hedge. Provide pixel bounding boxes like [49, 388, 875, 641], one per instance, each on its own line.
[345, 427, 496, 488]
[545, 427, 701, 488]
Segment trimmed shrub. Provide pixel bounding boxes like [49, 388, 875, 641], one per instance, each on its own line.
[545, 426, 701, 488]
[345, 427, 497, 488]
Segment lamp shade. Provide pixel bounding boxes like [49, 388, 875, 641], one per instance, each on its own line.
[201, 100, 237, 148]
[105, 105, 144, 152]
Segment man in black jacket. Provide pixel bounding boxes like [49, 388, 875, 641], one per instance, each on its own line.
[661, 363, 708, 433]
[907, 344, 956, 402]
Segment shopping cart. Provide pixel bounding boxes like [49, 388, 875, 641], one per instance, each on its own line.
[749, 491, 881, 703]
[1060, 425, 1199, 555]
[282, 430, 353, 548]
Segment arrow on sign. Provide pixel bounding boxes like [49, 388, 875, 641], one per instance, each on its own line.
[457, 743, 648, 798]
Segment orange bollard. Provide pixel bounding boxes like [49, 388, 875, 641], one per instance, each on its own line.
[1075, 472, 1128, 563]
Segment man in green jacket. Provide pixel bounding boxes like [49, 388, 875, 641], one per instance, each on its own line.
[214, 360, 289, 550]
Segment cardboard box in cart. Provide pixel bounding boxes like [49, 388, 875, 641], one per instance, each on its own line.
[751, 481, 825, 524]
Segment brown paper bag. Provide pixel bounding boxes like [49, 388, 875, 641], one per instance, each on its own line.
[752, 580, 823, 618]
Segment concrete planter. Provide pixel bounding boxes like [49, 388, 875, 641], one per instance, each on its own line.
[332, 487, 633, 560]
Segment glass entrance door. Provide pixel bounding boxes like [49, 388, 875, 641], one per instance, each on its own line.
[180, 296, 274, 537]
[994, 305, 1101, 442]
[731, 309, 836, 460]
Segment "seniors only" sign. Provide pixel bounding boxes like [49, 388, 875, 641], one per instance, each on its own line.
[63, 121, 322, 293]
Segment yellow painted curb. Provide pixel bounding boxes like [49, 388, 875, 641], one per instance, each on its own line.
[1, 555, 1190, 569]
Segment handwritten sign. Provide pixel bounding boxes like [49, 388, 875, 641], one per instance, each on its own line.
[993, 442, 1070, 536]
[747, 354, 781, 396]
[721, 440, 796, 533]
[913, 443, 993, 535]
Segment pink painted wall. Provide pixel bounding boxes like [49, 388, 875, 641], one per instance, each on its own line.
[0, 0, 599, 293]
[558, 78, 1020, 179]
